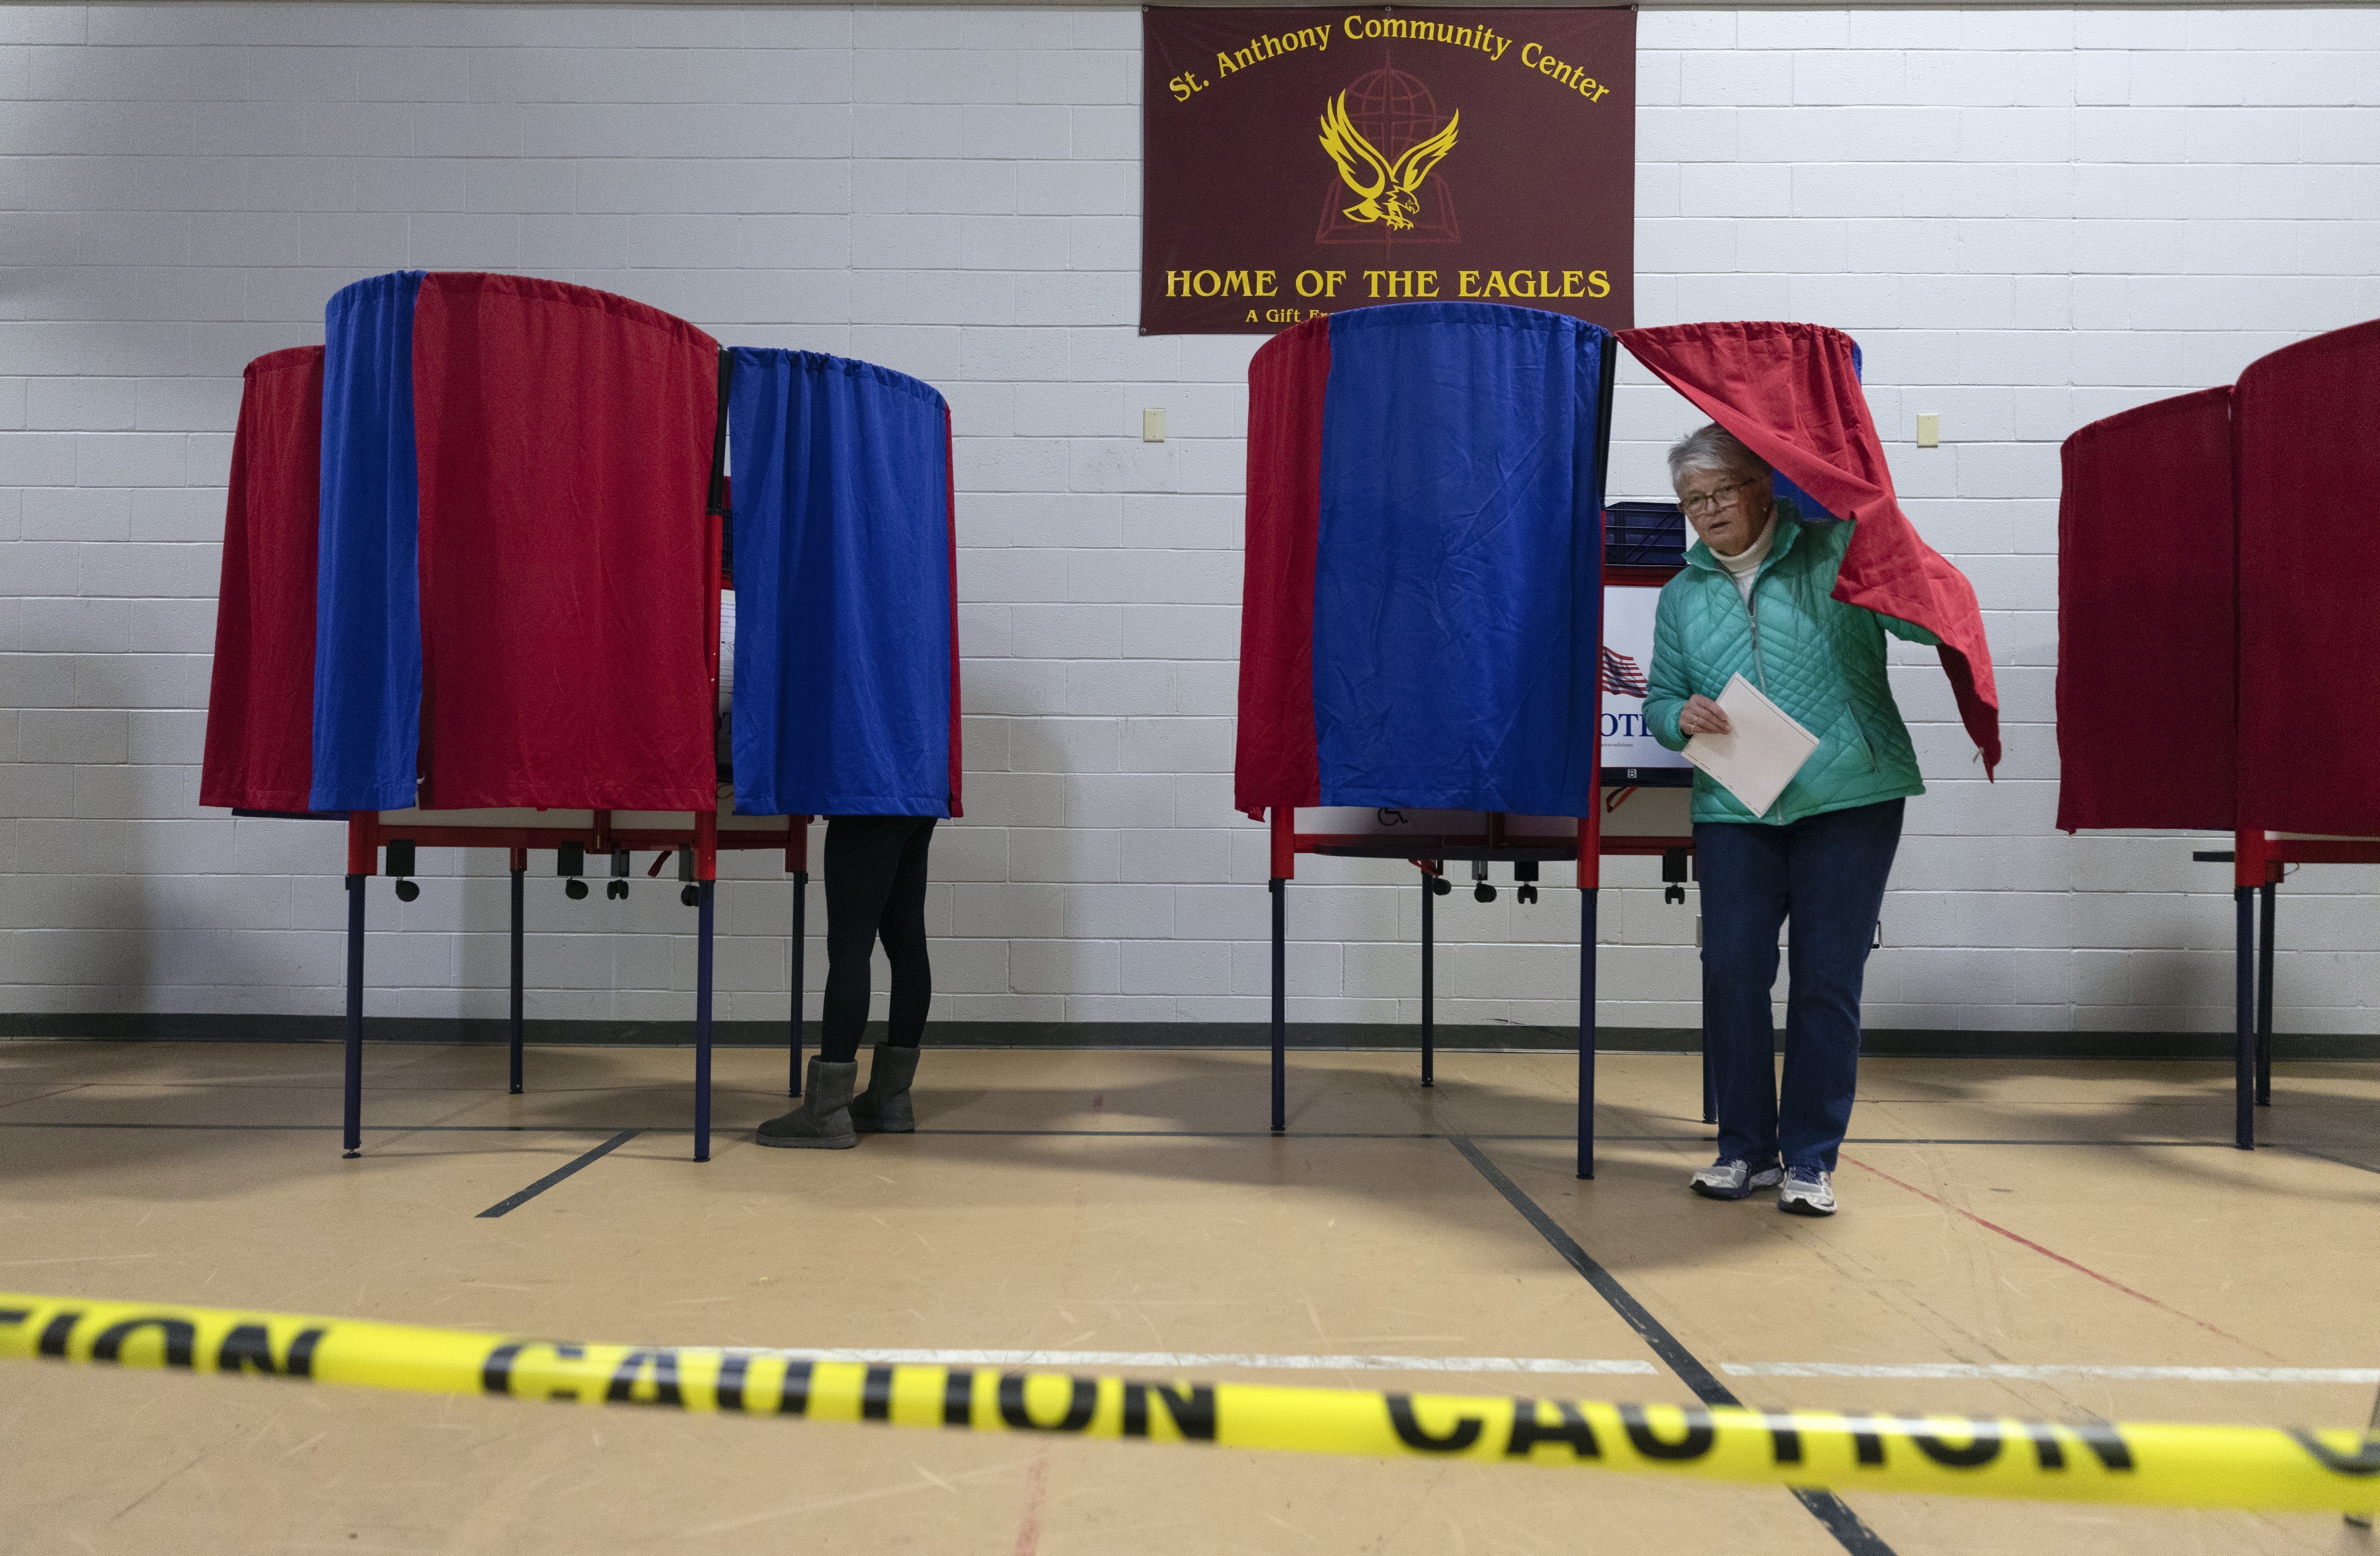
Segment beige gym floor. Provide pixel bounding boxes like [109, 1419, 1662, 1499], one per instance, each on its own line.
[3, 1039, 2377, 1555]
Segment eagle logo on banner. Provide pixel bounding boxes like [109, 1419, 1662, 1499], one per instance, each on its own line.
[1317, 88, 1459, 233]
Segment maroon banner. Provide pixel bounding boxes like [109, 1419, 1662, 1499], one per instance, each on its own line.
[1141, 7, 1635, 336]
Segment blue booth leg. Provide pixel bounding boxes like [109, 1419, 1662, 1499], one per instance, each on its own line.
[343, 874, 365, 1159]
[696, 880, 715, 1163]
[1578, 888, 1598, 1180]
[508, 866, 525, 1095]
[1270, 878, 1286, 1133]
[1420, 872, 1435, 1088]
[2256, 882, 2276, 1107]
[2233, 886, 2254, 1150]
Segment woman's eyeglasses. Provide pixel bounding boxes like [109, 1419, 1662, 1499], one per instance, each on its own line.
[1680, 479, 1754, 516]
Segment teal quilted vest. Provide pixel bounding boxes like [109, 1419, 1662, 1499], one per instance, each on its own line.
[1643, 501, 1935, 825]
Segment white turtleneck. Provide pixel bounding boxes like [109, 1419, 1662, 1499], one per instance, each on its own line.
[1713, 508, 1777, 605]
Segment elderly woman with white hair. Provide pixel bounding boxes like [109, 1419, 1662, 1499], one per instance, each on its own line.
[1644, 423, 1937, 1217]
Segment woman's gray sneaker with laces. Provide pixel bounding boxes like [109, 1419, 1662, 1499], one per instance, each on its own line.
[1777, 1167, 1837, 1216]
[1689, 1158, 1784, 1201]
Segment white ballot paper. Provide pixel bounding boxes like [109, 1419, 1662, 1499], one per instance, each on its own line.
[1680, 673, 1821, 818]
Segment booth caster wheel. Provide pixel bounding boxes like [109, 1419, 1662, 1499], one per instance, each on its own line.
[1517, 883, 1538, 906]
[680, 884, 700, 907]
[392, 878, 420, 902]
[565, 878, 589, 900]
[606, 879, 629, 901]
[1430, 876, 1452, 897]
[1474, 882, 1496, 903]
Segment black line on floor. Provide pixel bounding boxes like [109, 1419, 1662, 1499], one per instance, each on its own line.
[0, 1120, 2288, 1149]
[1448, 1134, 1898, 1556]
[474, 1131, 641, 1218]
[1448, 1136, 1730, 1396]
[1835, 1137, 2232, 1147]
[0, 1122, 619, 1132]
[1788, 1489, 1897, 1554]
[0, 1082, 89, 1111]
[926, 1129, 1471, 1139]
[961, 1133, 2246, 1146]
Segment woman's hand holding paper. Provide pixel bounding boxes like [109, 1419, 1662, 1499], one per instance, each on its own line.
[1678, 694, 1732, 737]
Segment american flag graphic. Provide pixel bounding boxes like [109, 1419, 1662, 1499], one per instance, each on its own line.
[1600, 646, 1648, 698]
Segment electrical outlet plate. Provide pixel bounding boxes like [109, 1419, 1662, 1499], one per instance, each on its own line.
[1143, 408, 1165, 443]
[1915, 412, 1940, 448]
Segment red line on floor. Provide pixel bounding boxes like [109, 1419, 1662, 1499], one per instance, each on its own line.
[1011, 1451, 1050, 1556]
[1838, 1154, 2253, 1348]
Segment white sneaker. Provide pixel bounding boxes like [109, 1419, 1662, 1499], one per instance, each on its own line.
[1777, 1167, 1837, 1217]
[1689, 1158, 1784, 1202]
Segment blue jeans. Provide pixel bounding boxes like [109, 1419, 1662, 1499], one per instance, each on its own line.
[1696, 799, 1903, 1175]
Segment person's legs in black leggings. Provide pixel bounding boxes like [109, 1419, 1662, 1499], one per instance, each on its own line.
[820, 816, 937, 1064]
[822, 817, 919, 1063]
[877, 818, 936, 1048]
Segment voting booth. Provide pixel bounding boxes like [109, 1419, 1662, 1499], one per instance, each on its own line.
[1237, 303, 1619, 1175]
[1235, 306, 1997, 1176]
[201, 272, 961, 1162]
[2059, 319, 2380, 1148]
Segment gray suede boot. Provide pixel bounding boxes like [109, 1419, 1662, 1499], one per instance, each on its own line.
[756, 1059, 858, 1149]
[848, 1045, 919, 1134]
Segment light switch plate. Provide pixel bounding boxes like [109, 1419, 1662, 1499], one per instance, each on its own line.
[1915, 412, 1940, 448]
[1143, 408, 1165, 442]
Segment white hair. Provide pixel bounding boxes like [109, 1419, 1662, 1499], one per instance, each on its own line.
[1666, 423, 1771, 494]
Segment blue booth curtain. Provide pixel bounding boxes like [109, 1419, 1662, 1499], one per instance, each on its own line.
[1311, 303, 1609, 816]
[310, 269, 425, 813]
[726, 348, 958, 818]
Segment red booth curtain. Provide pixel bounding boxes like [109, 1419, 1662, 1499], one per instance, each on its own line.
[1618, 320, 2002, 773]
[2237, 319, 2380, 836]
[1234, 316, 1330, 819]
[2054, 387, 2236, 833]
[199, 347, 325, 812]
[410, 274, 720, 811]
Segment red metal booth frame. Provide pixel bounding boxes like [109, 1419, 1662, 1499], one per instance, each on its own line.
[337, 806, 815, 1166]
[2204, 833, 2380, 1151]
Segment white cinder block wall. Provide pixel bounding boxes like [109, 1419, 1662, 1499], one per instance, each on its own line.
[4, 5, 2377, 1034]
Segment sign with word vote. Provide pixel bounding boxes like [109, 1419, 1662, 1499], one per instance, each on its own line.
[1140, 6, 1634, 336]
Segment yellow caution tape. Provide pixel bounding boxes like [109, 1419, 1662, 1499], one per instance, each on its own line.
[6, 1291, 2376, 1513]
